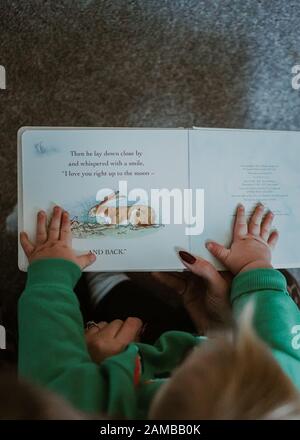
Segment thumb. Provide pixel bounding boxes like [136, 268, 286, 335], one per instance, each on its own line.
[206, 241, 230, 265]
[77, 252, 97, 269]
[116, 317, 143, 345]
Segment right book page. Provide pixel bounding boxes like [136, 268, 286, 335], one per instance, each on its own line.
[189, 128, 300, 269]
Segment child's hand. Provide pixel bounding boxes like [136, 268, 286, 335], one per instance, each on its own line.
[20, 206, 96, 270]
[206, 203, 278, 275]
[85, 318, 143, 363]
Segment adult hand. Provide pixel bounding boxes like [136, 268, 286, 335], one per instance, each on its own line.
[85, 318, 143, 363]
[153, 264, 232, 334]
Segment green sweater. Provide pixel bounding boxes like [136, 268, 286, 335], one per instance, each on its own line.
[18, 259, 300, 419]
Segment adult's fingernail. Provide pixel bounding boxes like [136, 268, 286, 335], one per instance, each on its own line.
[178, 250, 196, 264]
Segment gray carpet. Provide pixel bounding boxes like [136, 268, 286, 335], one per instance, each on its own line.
[1, 0, 300, 364]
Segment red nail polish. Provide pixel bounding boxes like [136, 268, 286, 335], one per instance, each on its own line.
[179, 251, 196, 264]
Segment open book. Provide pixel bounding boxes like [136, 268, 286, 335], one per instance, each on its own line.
[18, 127, 300, 271]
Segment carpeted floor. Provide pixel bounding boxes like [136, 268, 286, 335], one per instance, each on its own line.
[1, 0, 300, 366]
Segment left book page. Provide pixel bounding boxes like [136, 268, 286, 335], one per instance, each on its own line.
[18, 128, 189, 271]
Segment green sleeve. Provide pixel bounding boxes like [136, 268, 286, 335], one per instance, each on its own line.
[231, 268, 300, 389]
[18, 258, 108, 414]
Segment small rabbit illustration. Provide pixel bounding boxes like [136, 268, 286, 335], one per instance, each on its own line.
[88, 191, 156, 227]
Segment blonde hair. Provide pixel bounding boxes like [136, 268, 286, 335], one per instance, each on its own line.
[150, 310, 300, 420]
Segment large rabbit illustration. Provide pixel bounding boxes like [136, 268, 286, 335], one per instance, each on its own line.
[88, 190, 156, 227]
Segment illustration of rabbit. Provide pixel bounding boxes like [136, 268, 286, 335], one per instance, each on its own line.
[88, 191, 156, 227]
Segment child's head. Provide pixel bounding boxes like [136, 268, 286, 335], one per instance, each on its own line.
[149, 320, 300, 420]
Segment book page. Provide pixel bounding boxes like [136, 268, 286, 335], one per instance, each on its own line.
[19, 128, 189, 271]
[189, 128, 300, 269]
